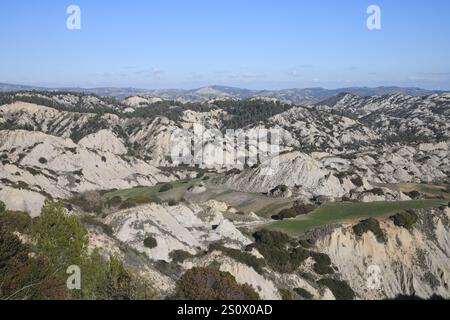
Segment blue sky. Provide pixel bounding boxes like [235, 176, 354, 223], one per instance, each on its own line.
[1, 0, 450, 90]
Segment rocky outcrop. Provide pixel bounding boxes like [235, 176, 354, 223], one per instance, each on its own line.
[78, 129, 127, 155]
[0, 129, 174, 215]
[313, 207, 450, 299]
[104, 202, 254, 262]
[218, 151, 352, 197]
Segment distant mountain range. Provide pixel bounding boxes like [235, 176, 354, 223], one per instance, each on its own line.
[0, 83, 446, 104]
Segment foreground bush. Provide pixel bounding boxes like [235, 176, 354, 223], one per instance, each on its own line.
[0, 210, 31, 233]
[174, 267, 259, 300]
[3, 201, 155, 300]
[0, 228, 68, 300]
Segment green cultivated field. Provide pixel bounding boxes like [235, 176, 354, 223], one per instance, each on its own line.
[375, 183, 450, 199]
[104, 178, 202, 202]
[267, 199, 446, 235]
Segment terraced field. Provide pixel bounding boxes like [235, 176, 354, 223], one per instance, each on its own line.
[267, 199, 446, 235]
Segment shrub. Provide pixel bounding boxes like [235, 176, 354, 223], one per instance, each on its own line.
[269, 185, 288, 196]
[370, 188, 385, 196]
[80, 216, 114, 237]
[390, 210, 418, 230]
[351, 177, 364, 187]
[294, 287, 313, 300]
[38, 157, 48, 164]
[209, 243, 265, 274]
[167, 199, 178, 206]
[272, 208, 297, 220]
[310, 252, 334, 275]
[0, 210, 31, 233]
[174, 267, 259, 300]
[279, 288, 293, 300]
[299, 239, 313, 249]
[423, 272, 440, 290]
[290, 247, 311, 266]
[119, 197, 153, 210]
[143, 236, 157, 249]
[0, 228, 68, 300]
[0, 200, 5, 213]
[352, 218, 387, 243]
[194, 171, 204, 179]
[226, 168, 241, 176]
[276, 208, 298, 220]
[253, 230, 293, 273]
[253, 230, 308, 273]
[292, 202, 317, 215]
[159, 183, 173, 193]
[107, 196, 123, 208]
[318, 278, 355, 300]
[170, 250, 194, 264]
[31, 201, 88, 267]
[406, 191, 421, 199]
[70, 191, 105, 215]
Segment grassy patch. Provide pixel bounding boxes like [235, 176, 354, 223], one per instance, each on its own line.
[267, 199, 444, 235]
[104, 178, 202, 203]
[256, 200, 294, 217]
[376, 183, 450, 199]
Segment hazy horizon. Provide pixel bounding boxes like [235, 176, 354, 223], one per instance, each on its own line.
[1, 81, 449, 92]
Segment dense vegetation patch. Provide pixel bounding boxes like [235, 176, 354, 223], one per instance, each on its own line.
[352, 218, 387, 243]
[209, 243, 265, 274]
[69, 191, 106, 215]
[0, 209, 32, 234]
[174, 267, 260, 300]
[217, 99, 293, 130]
[169, 250, 194, 264]
[0, 201, 154, 300]
[253, 230, 333, 274]
[294, 287, 314, 300]
[390, 210, 419, 230]
[272, 208, 297, 220]
[272, 203, 317, 220]
[278, 288, 293, 300]
[317, 278, 355, 300]
[309, 251, 334, 275]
